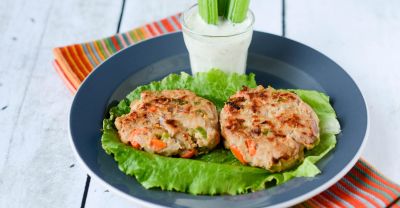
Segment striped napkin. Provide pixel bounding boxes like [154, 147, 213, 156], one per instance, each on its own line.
[52, 14, 400, 207]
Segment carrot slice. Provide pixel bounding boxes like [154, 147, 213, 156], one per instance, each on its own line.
[150, 138, 167, 151]
[230, 145, 247, 164]
[180, 149, 197, 158]
[130, 141, 141, 149]
[130, 128, 149, 137]
[148, 106, 157, 112]
[245, 139, 257, 156]
[130, 129, 141, 136]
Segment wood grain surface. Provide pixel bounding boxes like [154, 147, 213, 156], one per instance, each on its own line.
[0, 0, 399, 207]
[0, 0, 121, 207]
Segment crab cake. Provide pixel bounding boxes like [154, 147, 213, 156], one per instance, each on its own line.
[115, 90, 220, 158]
[220, 86, 320, 172]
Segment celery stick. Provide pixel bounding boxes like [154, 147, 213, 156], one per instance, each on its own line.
[198, 0, 219, 25]
[226, 0, 250, 23]
[218, 0, 229, 16]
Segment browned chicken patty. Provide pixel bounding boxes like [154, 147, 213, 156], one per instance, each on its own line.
[115, 90, 220, 158]
[220, 86, 320, 172]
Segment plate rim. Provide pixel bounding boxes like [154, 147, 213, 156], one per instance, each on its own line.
[69, 31, 370, 208]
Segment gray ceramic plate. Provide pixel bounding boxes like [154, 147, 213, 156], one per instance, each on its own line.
[69, 31, 368, 208]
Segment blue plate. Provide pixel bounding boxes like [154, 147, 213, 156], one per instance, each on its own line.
[69, 31, 368, 208]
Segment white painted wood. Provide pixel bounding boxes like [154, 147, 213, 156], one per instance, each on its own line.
[286, 0, 400, 183]
[85, 181, 145, 208]
[250, 0, 282, 35]
[86, 1, 283, 207]
[120, 0, 282, 35]
[0, 0, 52, 173]
[119, 0, 196, 33]
[0, 0, 122, 207]
[3, 0, 399, 207]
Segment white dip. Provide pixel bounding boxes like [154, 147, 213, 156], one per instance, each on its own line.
[182, 5, 254, 75]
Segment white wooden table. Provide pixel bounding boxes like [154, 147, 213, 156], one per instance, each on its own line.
[1, 0, 399, 207]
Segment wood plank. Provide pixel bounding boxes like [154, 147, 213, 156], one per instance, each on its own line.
[0, 0, 53, 172]
[286, 0, 400, 183]
[86, 1, 283, 207]
[250, 0, 282, 34]
[86, 182, 139, 208]
[0, 0, 122, 207]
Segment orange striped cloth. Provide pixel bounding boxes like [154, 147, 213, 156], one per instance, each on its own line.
[53, 14, 181, 93]
[53, 14, 400, 207]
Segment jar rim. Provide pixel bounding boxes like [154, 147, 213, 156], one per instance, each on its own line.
[181, 4, 255, 38]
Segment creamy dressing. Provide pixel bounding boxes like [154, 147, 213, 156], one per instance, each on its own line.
[182, 5, 254, 74]
[186, 13, 252, 36]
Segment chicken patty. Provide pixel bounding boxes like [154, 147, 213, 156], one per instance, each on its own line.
[115, 90, 220, 158]
[220, 86, 320, 172]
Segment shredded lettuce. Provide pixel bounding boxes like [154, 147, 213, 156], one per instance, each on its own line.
[102, 69, 340, 195]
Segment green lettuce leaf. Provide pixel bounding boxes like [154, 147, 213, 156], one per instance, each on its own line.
[290, 89, 341, 135]
[103, 119, 272, 195]
[102, 69, 340, 195]
[110, 69, 257, 119]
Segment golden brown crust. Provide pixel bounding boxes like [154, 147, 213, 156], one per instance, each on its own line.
[220, 86, 320, 172]
[115, 90, 220, 157]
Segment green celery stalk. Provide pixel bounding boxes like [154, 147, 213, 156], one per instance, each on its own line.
[198, 0, 219, 25]
[218, 0, 229, 16]
[226, 0, 250, 23]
